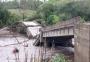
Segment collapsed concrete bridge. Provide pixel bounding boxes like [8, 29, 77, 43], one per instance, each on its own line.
[34, 17, 81, 47]
[34, 16, 90, 62]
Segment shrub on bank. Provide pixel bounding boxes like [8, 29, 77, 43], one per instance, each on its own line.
[51, 54, 69, 62]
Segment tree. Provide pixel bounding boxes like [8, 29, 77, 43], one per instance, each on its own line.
[37, 3, 56, 25]
[0, 6, 10, 27]
[55, 0, 90, 21]
[0, 6, 20, 27]
[37, 0, 90, 26]
[2, 0, 43, 10]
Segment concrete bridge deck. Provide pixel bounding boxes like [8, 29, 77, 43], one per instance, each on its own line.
[34, 17, 81, 47]
[34, 17, 90, 62]
[41, 17, 81, 38]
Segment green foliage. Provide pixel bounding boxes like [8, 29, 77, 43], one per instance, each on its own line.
[7, 14, 20, 26]
[38, 3, 55, 20]
[47, 15, 59, 25]
[37, 3, 56, 25]
[2, 0, 90, 26]
[52, 54, 68, 62]
[49, 0, 73, 4]
[3, 0, 43, 10]
[3, 0, 19, 9]
[27, 0, 43, 10]
[0, 6, 10, 27]
[0, 6, 20, 27]
[37, 0, 90, 25]
[28, 13, 41, 21]
[53, 0, 90, 21]
[8, 9, 36, 20]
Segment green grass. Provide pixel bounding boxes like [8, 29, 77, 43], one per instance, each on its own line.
[51, 54, 69, 62]
[8, 9, 36, 18]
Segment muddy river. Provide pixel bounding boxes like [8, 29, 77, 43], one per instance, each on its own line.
[0, 29, 74, 62]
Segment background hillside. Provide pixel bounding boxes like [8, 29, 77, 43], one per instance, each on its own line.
[0, 0, 90, 27]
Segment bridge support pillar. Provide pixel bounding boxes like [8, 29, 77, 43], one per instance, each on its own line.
[75, 23, 90, 62]
[43, 37, 54, 47]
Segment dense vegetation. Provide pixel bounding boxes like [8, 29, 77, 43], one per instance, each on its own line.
[34, 0, 90, 25]
[0, 0, 43, 27]
[51, 54, 69, 62]
[2, 0, 43, 10]
[0, 6, 20, 28]
[0, 0, 90, 27]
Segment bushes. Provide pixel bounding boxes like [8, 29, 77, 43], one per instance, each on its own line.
[37, 2, 57, 25]
[0, 6, 20, 28]
[0, 6, 10, 27]
[51, 54, 69, 62]
[47, 15, 59, 25]
[2, 0, 90, 26]
[37, 1, 75, 25]
[35, 0, 90, 25]
[8, 14, 20, 25]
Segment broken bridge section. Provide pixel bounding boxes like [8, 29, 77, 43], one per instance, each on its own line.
[40, 17, 81, 47]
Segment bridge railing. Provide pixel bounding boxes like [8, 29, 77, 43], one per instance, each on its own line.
[42, 16, 81, 32]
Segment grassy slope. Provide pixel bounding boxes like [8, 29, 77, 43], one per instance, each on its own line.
[8, 9, 36, 18]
